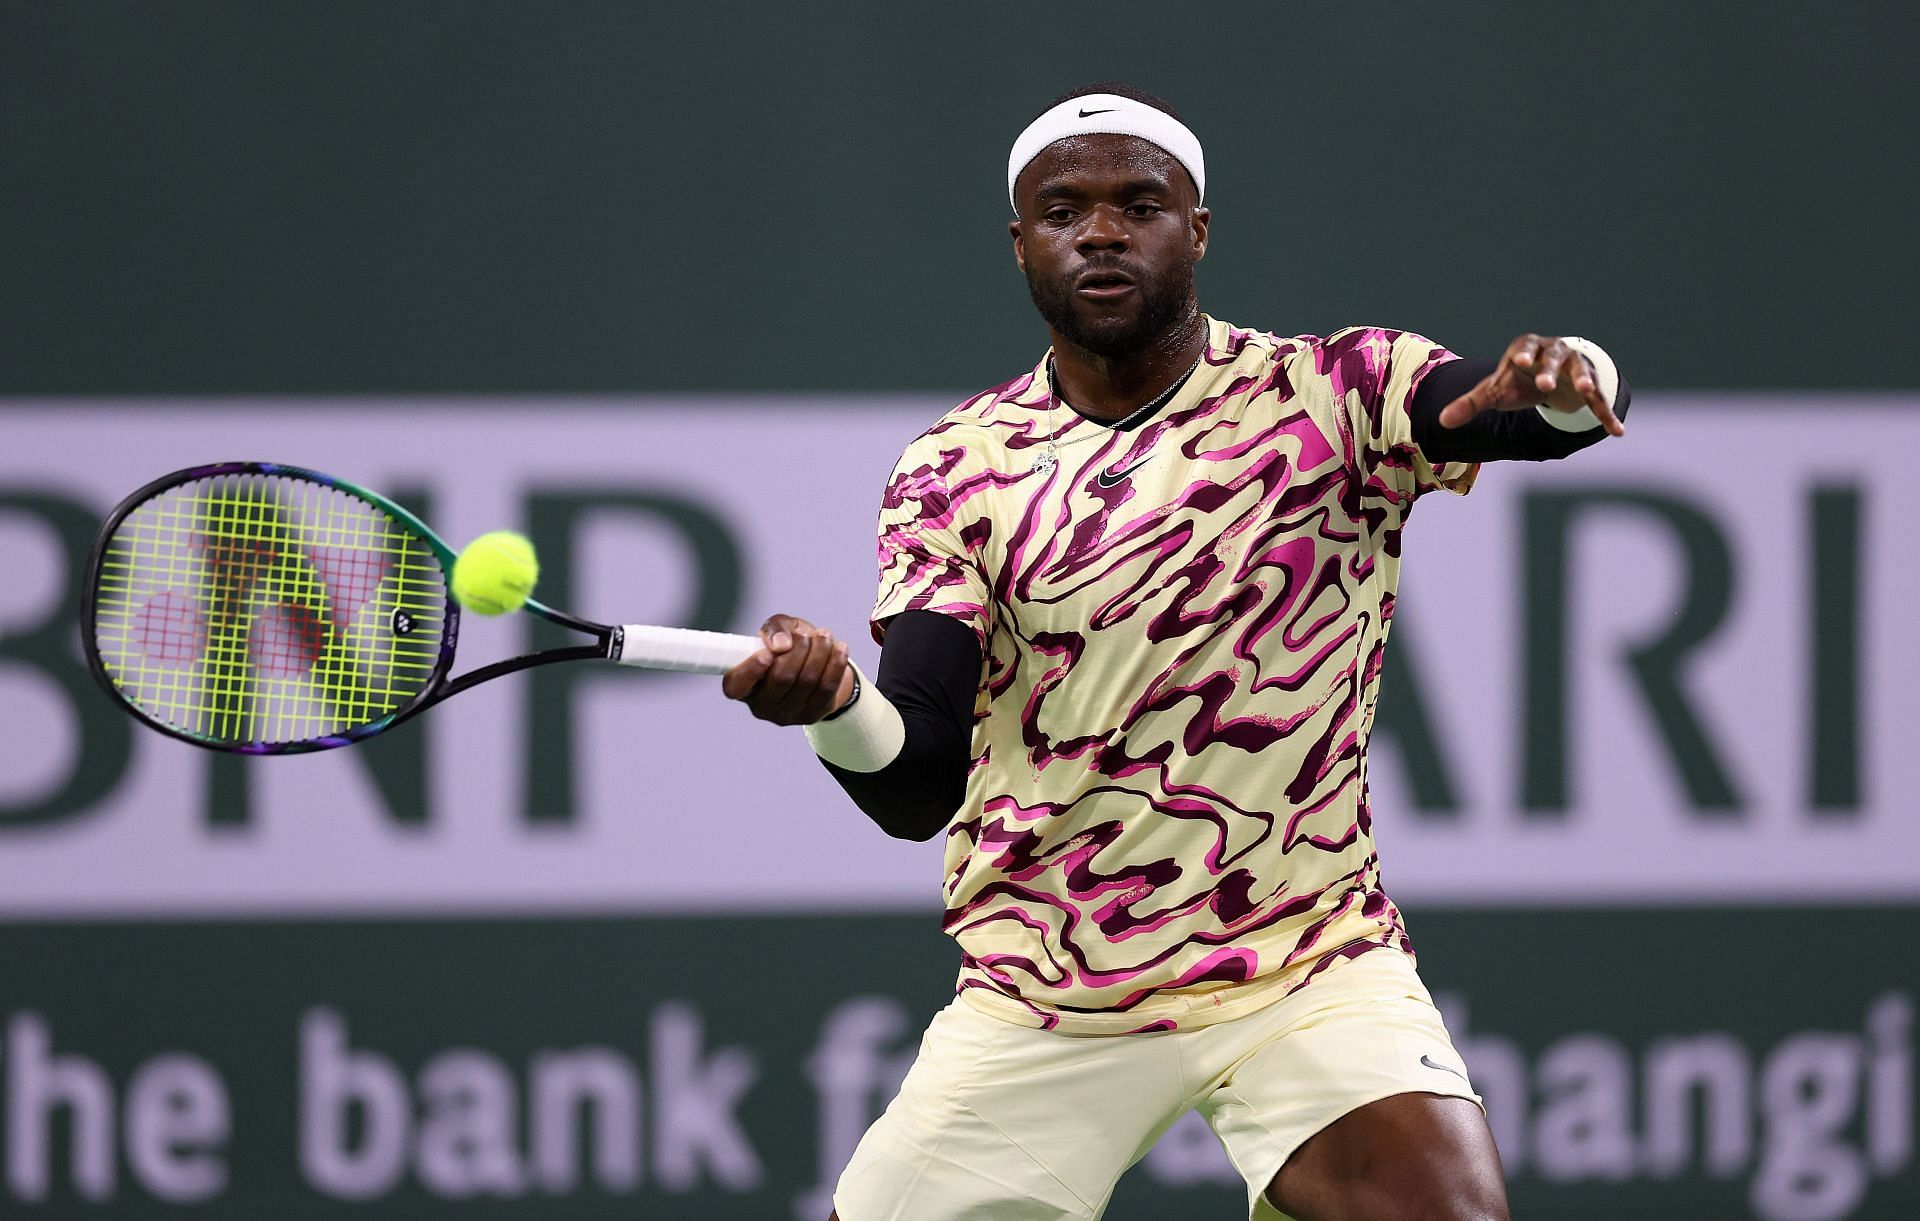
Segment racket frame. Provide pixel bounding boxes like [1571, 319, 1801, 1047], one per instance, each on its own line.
[82, 460, 625, 755]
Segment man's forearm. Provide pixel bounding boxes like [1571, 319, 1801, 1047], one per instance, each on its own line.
[814, 610, 978, 842]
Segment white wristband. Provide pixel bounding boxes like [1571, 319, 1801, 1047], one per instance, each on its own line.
[1535, 336, 1619, 433]
[804, 665, 905, 773]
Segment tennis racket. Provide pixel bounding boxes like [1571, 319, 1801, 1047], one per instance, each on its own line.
[82, 461, 761, 754]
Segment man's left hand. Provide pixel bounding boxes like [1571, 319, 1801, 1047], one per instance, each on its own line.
[1436, 333, 1625, 437]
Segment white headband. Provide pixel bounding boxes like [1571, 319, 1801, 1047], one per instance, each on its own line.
[1007, 93, 1206, 212]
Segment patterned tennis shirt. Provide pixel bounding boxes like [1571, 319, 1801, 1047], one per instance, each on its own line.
[871, 317, 1477, 1034]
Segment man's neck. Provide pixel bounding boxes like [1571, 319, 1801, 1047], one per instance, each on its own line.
[1048, 312, 1208, 421]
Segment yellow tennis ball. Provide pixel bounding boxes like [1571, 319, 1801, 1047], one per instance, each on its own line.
[451, 531, 539, 616]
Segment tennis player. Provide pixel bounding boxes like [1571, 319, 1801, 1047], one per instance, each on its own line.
[723, 83, 1630, 1221]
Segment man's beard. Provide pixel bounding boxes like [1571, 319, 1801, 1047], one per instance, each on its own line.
[1026, 256, 1196, 360]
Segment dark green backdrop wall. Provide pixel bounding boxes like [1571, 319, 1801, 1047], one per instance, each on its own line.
[4, 6, 1919, 1218]
[3, 1, 1916, 396]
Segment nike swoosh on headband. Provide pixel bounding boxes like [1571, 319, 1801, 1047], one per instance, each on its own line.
[1008, 93, 1206, 210]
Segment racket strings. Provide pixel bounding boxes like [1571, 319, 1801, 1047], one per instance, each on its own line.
[91, 473, 448, 747]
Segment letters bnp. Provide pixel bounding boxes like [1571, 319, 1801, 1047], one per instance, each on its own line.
[0, 482, 1867, 829]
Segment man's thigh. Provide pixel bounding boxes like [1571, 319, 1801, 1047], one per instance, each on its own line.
[1264, 1092, 1506, 1221]
[1197, 950, 1498, 1220]
[832, 997, 1188, 1221]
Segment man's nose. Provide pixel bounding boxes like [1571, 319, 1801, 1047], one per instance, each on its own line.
[1075, 204, 1130, 254]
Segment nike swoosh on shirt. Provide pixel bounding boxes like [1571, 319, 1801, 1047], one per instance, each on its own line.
[1420, 1055, 1468, 1082]
[1078, 108, 1115, 117]
[1095, 455, 1152, 487]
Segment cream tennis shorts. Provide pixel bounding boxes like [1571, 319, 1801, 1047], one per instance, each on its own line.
[832, 947, 1481, 1221]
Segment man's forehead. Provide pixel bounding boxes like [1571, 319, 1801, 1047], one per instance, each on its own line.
[1017, 134, 1189, 197]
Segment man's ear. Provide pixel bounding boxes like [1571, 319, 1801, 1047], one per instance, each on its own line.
[1190, 207, 1210, 262]
[1009, 218, 1027, 274]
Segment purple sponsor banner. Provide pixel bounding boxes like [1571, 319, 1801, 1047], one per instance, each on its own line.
[0, 396, 1915, 915]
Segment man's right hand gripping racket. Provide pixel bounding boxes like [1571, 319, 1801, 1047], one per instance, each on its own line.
[82, 461, 761, 754]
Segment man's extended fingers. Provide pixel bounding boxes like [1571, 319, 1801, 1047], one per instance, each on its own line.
[1578, 359, 1626, 437]
[1592, 396, 1626, 437]
[1442, 336, 1627, 436]
[1435, 390, 1484, 428]
[1556, 351, 1626, 437]
[1436, 373, 1512, 428]
[1509, 333, 1544, 371]
[1531, 338, 1570, 393]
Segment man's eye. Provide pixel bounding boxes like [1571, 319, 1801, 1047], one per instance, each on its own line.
[1044, 209, 1076, 223]
[1127, 203, 1163, 216]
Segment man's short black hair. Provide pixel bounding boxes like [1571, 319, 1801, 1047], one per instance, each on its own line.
[1038, 82, 1186, 125]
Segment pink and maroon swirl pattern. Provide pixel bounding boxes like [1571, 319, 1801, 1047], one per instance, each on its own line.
[874, 319, 1474, 1033]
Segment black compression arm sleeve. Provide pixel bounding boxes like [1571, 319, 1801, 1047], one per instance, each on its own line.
[819, 609, 979, 842]
[1410, 357, 1634, 464]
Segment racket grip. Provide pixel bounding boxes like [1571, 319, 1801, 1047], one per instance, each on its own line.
[615, 625, 762, 675]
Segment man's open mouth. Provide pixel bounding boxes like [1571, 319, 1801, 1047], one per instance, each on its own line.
[1075, 270, 1137, 299]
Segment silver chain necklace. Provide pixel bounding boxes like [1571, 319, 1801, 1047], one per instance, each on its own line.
[1031, 353, 1204, 474]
